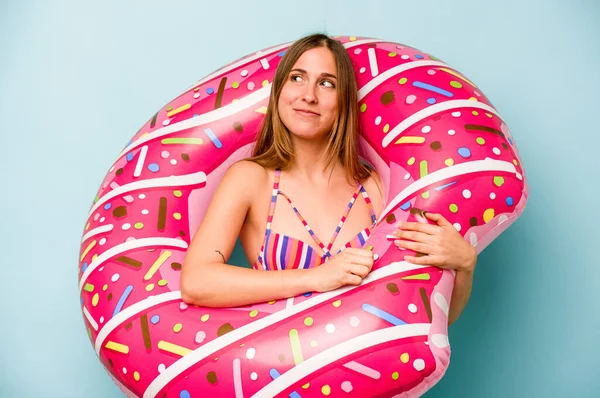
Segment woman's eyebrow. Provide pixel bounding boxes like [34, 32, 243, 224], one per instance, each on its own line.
[290, 68, 337, 79]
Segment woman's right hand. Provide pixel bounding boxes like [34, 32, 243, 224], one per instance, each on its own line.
[308, 248, 376, 293]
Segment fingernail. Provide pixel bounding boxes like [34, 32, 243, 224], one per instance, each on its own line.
[386, 234, 396, 240]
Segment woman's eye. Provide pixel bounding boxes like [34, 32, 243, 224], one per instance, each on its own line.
[291, 75, 303, 82]
[321, 80, 335, 88]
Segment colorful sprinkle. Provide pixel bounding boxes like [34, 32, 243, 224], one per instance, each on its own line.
[392, 371, 399, 380]
[321, 385, 331, 395]
[412, 81, 453, 97]
[157, 340, 191, 356]
[304, 317, 314, 326]
[449, 204, 458, 213]
[445, 158, 454, 166]
[249, 310, 259, 318]
[134, 222, 144, 230]
[362, 303, 407, 325]
[151, 315, 160, 324]
[341, 381, 353, 392]
[289, 329, 304, 365]
[133, 371, 140, 381]
[246, 347, 256, 359]
[203, 128, 223, 149]
[173, 323, 183, 333]
[483, 208, 495, 223]
[506, 196, 514, 206]
[92, 293, 99, 307]
[148, 163, 160, 172]
[458, 147, 471, 158]
[450, 81, 463, 88]
[105, 341, 129, 354]
[360, 103, 367, 112]
[195, 331, 206, 344]
[427, 97, 437, 104]
[112, 285, 134, 317]
[333, 299, 342, 307]
[180, 391, 191, 398]
[493, 176, 505, 187]
[400, 353, 410, 363]
[161, 137, 203, 145]
[476, 137, 486, 145]
[398, 77, 407, 85]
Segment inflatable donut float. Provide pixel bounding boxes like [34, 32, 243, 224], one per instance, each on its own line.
[78, 35, 528, 397]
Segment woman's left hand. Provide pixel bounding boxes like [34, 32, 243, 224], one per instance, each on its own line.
[390, 212, 477, 273]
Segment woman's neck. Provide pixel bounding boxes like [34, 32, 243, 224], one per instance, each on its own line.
[288, 136, 343, 185]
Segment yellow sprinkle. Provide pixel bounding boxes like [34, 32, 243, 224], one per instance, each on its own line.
[395, 136, 425, 144]
[439, 67, 476, 87]
[173, 212, 182, 220]
[134, 222, 144, 230]
[332, 300, 342, 307]
[349, 36, 356, 41]
[321, 385, 331, 395]
[401, 273, 431, 281]
[400, 352, 410, 363]
[105, 341, 129, 354]
[407, 157, 415, 166]
[133, 371, 140, 381]
[92, 293, 99, 306]
[468, 96, 478, 101]
[166, 103, 191, 117]
[173, 190, 183, 197]
[91, 254, 98, 262]
[173, 323, 183, 333]
[157, 340, 191, 357]
[102, 284, 108, 291]
[232, 98, 239, 103]
[472, 110, 479, 116]
[268, 300, 276, 305]
[445, 158, 454, 166]
[249, 310, 259, 318]
[304, 317, 314, 326]
[513, 159, 519, 166]
[255, 106, 268, 114]
[483, 208, 495, 223]
[486, 113, 493, 118]
[85, 222, 90, 231]
[421, 191, 430, 199]
[262, 79, 269, 87]
[302, 383, 310, 389]
[311, 340, 318, 347]
[201, 314, 210, 322]
[144, 250, 172, 281]
[80, 240, 97, 261]
[158, 279, 168, 287]
[383, 123, 390, 133]
[145, 283, 155, 292]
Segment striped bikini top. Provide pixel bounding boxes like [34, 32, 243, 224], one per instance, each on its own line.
[253, 168, 378, 271]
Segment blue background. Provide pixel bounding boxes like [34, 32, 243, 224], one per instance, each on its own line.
[1, 0, 598, 397]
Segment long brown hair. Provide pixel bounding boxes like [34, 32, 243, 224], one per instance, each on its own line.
[246, 33, 372, 185]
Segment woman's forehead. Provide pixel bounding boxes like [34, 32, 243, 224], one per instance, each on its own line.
[292, 47, 337, 76]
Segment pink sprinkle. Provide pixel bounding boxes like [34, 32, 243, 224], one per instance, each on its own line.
[427, 69, 436, 75]
[195, 331, 206, 344]
[247, 81, 255, 91]
[406, 94, 417, 104]
[354, 48, 362, 55]
[341, 381, 353, 392]
[180, 302, 188, 310]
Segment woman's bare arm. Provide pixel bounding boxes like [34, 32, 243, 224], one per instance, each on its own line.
[180, 161, 315, 308]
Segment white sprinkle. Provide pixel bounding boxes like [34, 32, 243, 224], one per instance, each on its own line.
[427, 69, 436, 75]
[246, 348, 256, 359]
[367, 47, 379, 77]
[260, 58, 270, 70]
[247, 81, 255, 91]
[250, 372, 258, 381]
[404, 173, 411, 180]
[94, 213, 100, 221]
[139, 194, 146, 199]
[195, 331, 206, 344]
[99, 316, 104, 324]
[193, 92, 200, 99]
[375, 116, 382, 126]
[453, 223, 461, 232]
[99, 238, 107, 245]
[401, 54, 410, 60]
[354, 48, 362, 55]
[162, 119, 171, 126]
[170, 159, 177, 165]
[451, 111, 461, 117]
[462, 189, 472, 199]
[413, 359, 425, 371]
[111, 273, 120, 283]
[141, 209, 149, 215]
[448, 129, 456, 136]
[179, 302, 188, 310]
[98, 266, 104, 272]
[408, 303, 418, 313]
[158, 364, 166, 373]
[492, 147, 501, 155]
[122, 367, 127, 374]
[326, 324, 336, 334]
[359, 67, 366, 74]
[421, 125, 431, 134]
[125, 237, 136, 242]
[490, 192, 496, 200]
[161, 151, 170, 159]
[99, 217, 105, 223]
[122, 223, 131, 231]
[350, 316, 360, 327]
[516, 172, 523, 180]
[474, 90, 481, 96]
[406, 94, 417, 104]
[241, 69, 248, 77]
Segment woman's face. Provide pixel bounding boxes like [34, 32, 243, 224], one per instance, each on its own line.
[277, 47, 338, 141]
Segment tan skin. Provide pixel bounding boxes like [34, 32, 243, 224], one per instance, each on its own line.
[181, 47, 477, 325]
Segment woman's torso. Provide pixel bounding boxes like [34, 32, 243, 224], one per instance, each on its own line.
[238, 164, 383, 270]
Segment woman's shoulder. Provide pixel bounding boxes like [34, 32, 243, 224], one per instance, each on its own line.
[221, 160, 271, 191]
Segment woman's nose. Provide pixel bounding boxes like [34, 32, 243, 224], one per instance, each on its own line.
[302, 85, 317, 103]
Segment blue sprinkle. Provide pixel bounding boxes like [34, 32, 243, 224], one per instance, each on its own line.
[204, 128, 223, 149]
[458, 147, 471, 158]
[103, 203, 112, 210]
[151, 315, 160, 324]
[278, 51, 286, 57]
[126, 139, 133, 146]
[113, 285, 134, 317]
[508, 137, 513, 145]
[148, 163, 160, 172]
[400, 201, 411, 211]
[126, 152, 133, 161]
[193, 114, 198, 117]
[427, 97, 437, 104]
[80, 297, 84, 305]
[270, 368, 281, 379]
[362, 303, 407, 326]
[82, 262, 88, 273]
[506, 196, 514, 206]
[180, 390, 191, 398]
[435, 181, 457, 191]
[415, 54, 424, 59]
[303, 292, 312, 297]
[206, 87, 214, 95]
[412, 81, 453, 97]
[289, 392, 302, 398]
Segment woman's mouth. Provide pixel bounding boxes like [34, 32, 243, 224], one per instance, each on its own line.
[294, 109, 320, 117]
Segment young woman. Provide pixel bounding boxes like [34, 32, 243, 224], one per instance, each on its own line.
[181, 34, 477, 325]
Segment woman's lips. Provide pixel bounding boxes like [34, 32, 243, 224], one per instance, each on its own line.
[294, 109, 320, 117]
